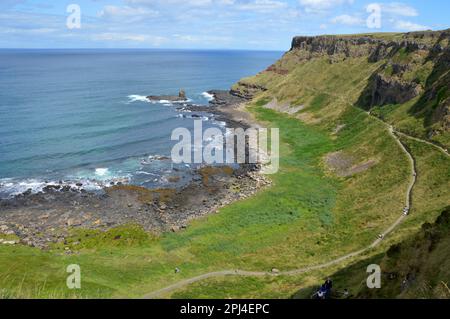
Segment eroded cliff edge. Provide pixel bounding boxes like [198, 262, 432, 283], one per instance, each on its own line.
[232, 29, 450, 148]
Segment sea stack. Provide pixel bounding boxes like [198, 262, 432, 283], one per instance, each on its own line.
[147, 89, 187, 102]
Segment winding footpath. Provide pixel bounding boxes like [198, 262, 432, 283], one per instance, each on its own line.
[395, 131, 449, 158]
[143, 112, 423, 299]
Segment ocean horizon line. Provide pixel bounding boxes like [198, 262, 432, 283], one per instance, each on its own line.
[0, 47, 286, 53]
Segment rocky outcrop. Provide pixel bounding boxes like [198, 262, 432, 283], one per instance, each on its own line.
[352, 31, 450, 113]
[230, 82, 267, 100]
[268, 30, 450, 143]
[368, 42, 399, 62]
[290, 33, 434, 62]
[207, 90, 247, 107]
[246, 29, 450, 144]
[367, 74, 423, 106]
[0, 165, 270, 249]
[410, 33, 450, 135]
[147, 89, 187, 102]
[291, 35, 379, 58]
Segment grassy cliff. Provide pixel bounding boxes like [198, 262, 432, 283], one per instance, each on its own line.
[173, 30, 450, 298]
[233, 30, 450, 148]
[0, 30, 449, 299]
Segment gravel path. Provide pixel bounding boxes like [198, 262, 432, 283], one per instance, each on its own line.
[143, 110, 421, 299]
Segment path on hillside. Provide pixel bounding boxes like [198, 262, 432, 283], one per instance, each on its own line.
[395, 131, 449, 158]
[366, 108, 449, 158]
[143, 113, 419, 299]
[302, 77, 449, 158]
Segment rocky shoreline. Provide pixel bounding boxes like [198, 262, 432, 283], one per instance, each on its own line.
[0, 89, 271, 250]
[147, 89, 189, 102]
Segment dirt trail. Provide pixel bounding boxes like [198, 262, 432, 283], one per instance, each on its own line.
[143, 108, 420, 299]
[302, 74, 449, 158]
[395, 131, 449, 158]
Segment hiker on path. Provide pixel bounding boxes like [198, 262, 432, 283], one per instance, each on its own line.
[324, 278, 333, 290]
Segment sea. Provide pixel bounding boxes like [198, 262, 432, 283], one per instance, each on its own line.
[0, 49, 282, 198]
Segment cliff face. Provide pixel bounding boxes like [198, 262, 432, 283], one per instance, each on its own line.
[290, 33, 436, 60]
[289, 32, 448, 69]
[234, 29, 450, 147]
[291, 32, 450, 135]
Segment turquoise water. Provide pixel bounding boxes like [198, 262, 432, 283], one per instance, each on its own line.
[0, 49, 281, 197]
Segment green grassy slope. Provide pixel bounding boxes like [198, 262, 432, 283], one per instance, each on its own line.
[172, 31, 450, 298]
[0, 31, 449, 299]
[236, 30, 450, 148]
[293, 207, 450, 299]
[0, 102, 413, 299]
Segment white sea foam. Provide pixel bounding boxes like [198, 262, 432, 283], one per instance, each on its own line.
[148, 155, 170, 161]
[0, 179, 47, 197]
[147, 99, 190, 105]
[202, 92, 215, 101]
[127, 95, 149, 103]
[0, 168, 136, 199]
[0, 178, 105, 198]
[176, 98, 192, 103]
[213, 120, 227, 127]
[128, 93, 192, 105]
[95, 168, 109, 177]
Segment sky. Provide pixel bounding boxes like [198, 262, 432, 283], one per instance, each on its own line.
[0, 0, 448, 50]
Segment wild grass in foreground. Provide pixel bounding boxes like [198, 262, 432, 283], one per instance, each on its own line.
[3, 32, 450, 298]
[0, 102, 422, 299]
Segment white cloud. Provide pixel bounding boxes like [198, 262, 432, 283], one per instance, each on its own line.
[331, 14, 364, 26]
[173, 33, 232, 43]
[234, 0, 288, 12]
[394, 20, 429, 31]
[0, 27, 57, 34]
[92, 33, 167, 46]
[98, 5, 159, 20]
[299, 0, 354, 12]
[126, 0, 212, 7]
[381, 2, 418, 17]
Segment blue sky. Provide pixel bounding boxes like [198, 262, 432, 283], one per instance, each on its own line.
[0, 0, 448, 50]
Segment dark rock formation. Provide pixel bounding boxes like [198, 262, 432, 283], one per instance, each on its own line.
[147, 89, 187, 102]
[230, 82, 267, 100]
[291, 35, 379, 58]
[207, 90, 247, 107]
[290, 33, 433, 61]
[366, 74, 423, 107]
[288, 29, 450, 143]
[410, 41, 450, 133]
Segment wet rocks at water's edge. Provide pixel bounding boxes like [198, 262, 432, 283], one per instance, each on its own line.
[207, 90, 248, 107]
[0, 88, 269, 250]
[0, 166, 271, 250]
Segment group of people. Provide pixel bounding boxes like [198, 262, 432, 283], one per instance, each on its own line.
[314, 278, 333, 299]
[313, 278, 351, 299]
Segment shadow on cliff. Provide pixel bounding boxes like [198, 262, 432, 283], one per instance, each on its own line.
[291, 207, 450, 299]
[355, 30, 450, 135]
[291, 254, 384, 299]
[408, 32, 450, 130]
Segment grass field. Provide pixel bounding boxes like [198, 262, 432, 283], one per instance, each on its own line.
[0, 101, 429, 299]
[1, 32, 449, 299]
